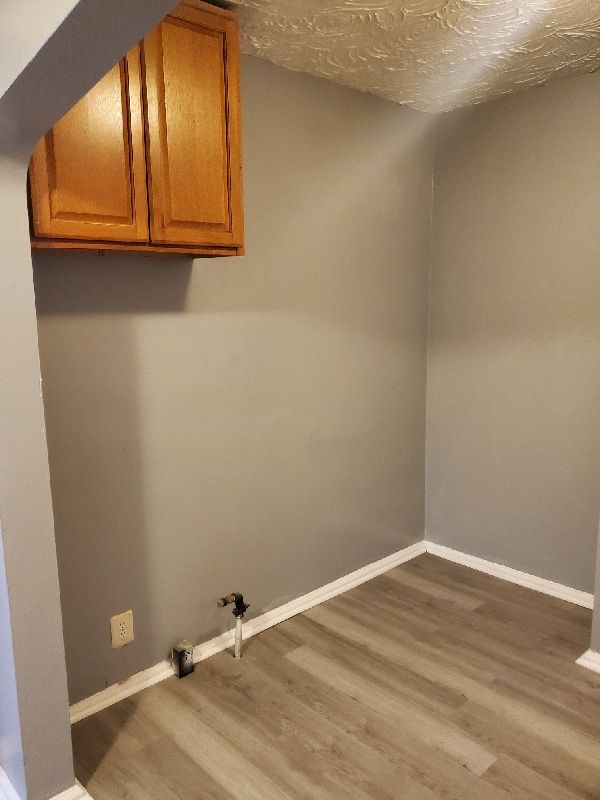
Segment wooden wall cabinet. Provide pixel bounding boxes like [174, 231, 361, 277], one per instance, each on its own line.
[29, 1, 243, 257]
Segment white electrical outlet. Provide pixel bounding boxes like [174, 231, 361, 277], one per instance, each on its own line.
[110, 610, 134, 649]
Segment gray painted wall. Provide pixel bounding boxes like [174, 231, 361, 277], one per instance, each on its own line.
[0, 156, 73, 800]
[0, 2, 187, 797]
[0, 0, 74, 98]
[34, 56, 434, 703]
[427, 71, 600, 592]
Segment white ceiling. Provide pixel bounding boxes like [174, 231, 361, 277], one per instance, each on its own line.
[229, 0, 600, 112]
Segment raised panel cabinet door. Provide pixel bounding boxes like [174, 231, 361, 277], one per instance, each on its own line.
[29, 46, 149, 243]
[143, 3, 243, 247]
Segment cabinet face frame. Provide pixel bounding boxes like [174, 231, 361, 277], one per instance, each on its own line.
[29, 46, 149, 243]
[142, 3, 244, 248]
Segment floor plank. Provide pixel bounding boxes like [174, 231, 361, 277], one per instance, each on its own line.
[72, 554, 600, 799]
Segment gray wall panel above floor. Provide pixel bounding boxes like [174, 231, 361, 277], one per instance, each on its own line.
[0, 2, 178, 797]
[34, 56, 435, 704]
[427, 70, 600, 593]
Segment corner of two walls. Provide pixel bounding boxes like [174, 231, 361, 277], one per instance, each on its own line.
[426, 72, 600, 594]
[34, 56, 436, 704]
[34, 56, 600, 705]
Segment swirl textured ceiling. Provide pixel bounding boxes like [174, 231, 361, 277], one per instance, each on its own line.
[229, 0, 600, 112]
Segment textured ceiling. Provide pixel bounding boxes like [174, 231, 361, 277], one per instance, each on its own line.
[229, 1, 600, 112]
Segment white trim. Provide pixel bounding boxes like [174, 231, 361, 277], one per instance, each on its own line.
[70, 541, 426, 723]
[204, 540, 426, 650]
[69, 660, 174, 724]
[50, 784, 94, 800]
[424, 540, 594, 609]
[0, 769, 92, 800]
[576, 649, 600, 674]
[51, 784, 94, 800]
[0, 767, 21, 800]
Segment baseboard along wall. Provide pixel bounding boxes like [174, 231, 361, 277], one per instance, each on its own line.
[54, 785, 94, 800]
[423, 541, 594, 609]
[69, 538, 595, 723]
[0, 771, 91, 800]
[70, 541, 426, 723]
[575, 649, 600, 674]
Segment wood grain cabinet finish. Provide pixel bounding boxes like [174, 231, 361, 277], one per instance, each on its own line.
[144, 3, 243, 248]
[29, 1, 243, 257]
[29, 47, 148, 243]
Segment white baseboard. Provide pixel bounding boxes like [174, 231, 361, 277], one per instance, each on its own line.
[70, 540, 426, 724]
[0, 769, 92, 800]
[195, 540, 426, 659]
[69, 660, 174, 724]
[69, 538, 594, 725]
[53, 783, 94, 799]
[576, 649, 600, 674]
[52, 784, 93, 800]
[424, 540, 594, 609]
[0, 768, 21, 800]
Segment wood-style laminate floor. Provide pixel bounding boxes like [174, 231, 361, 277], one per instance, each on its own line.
[73, 554, 600, 800]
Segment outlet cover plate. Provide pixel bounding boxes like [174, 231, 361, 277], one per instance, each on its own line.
[110, 610, 134, 649]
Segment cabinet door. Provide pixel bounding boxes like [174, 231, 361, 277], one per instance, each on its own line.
[29, 46, 149, 243]
[143, 3, 243, 247]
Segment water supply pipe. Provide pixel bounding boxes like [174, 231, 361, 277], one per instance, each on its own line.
[217, 592, 249, 659]
[234, 615, 243, 660]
